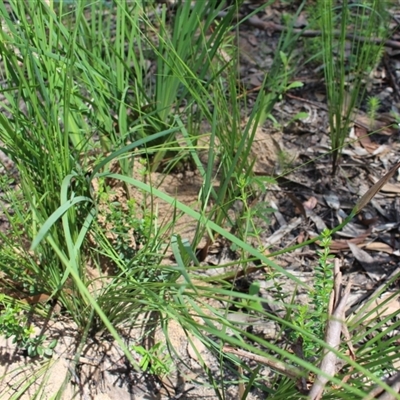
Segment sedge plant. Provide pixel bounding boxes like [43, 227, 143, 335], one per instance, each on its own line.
[316, 0, 389, 174]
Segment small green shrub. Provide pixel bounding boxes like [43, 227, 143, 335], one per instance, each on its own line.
[104, 199, 152, 262]
[0, 295, 57, 357]
[131, 342, 173, 377]
[291, 229, 334, 358]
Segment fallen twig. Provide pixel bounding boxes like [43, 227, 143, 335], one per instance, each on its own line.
[244, 15, 400, 50]
[223, 345, 303, 380]
[363, 370, 400, 400]
[308, 259, 352, 400]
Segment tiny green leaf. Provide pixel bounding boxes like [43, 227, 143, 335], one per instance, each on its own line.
[286, 81, 304, 90]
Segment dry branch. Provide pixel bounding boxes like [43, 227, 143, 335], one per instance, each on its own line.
[363, 370, 400, 400]
[308, 259, 352, 400]
[223, 346, 303, 380]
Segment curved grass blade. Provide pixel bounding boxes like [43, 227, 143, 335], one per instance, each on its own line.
[89, 127, 180, 177]
[30, 196, 93, 251]
[171, 234, 198, 293]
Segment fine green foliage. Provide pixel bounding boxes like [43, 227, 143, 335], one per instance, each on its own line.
[103, 198, 154, 262]
[131, 342, 173, 377]
[291, 229, 334, 359]
[367, 95, 381, 129]
[0, 295, 57, 357]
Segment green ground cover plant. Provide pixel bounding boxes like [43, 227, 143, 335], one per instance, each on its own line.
[290, 229, 334, 359]
[0, 0, 399, 398]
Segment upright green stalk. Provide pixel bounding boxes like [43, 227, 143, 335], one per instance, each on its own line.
[317, 0, 388, 174]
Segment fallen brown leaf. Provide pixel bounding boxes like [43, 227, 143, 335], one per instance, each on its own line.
[354, 161, 400, 214]
[364, 242, 393, 254]
[303, 196, 318, 210]
[297, 231, 306, 244]
[347, 242, 380, 281]
[356, 126, 379, 153]
[369, 175, 400, 194]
